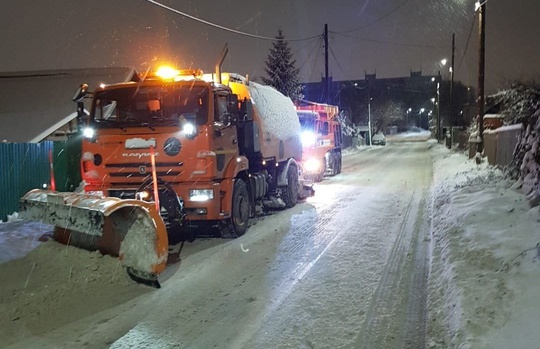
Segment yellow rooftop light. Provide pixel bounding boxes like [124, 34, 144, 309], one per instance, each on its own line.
[155, 66, 180, 80]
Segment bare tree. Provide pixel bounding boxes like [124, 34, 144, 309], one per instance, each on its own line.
[371, 101, 403, 133]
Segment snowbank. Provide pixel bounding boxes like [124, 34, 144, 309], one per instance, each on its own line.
[428, 144, 540, 348]
[248, 82, 301, 140]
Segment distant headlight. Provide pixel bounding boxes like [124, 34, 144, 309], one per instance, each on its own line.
[304, 158, 321, 173]
[301, 130, 316, 147]
[83, 127, 95, 139]
[189, 189, 214, 202]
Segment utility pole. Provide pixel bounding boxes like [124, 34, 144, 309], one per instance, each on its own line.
[437, 74, 441, 141]
[477, 3, 486, 153]
[368, 85, 372, 146]
[324, 24, 330, 104]
[450, 33, 455, 126]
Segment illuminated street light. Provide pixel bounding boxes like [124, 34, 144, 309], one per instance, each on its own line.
[441, 58, 448, 66]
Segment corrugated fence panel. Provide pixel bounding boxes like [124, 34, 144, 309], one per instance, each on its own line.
[0, 142, 53, 222]
[53, 138, 82, 192]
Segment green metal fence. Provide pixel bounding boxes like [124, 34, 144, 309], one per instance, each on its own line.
[0, 139, 81, 222]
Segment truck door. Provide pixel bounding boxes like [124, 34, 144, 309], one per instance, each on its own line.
[212, 92, 237, 176]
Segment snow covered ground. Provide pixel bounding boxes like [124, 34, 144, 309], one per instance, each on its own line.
[428, 141, 540, 348]
[0, 134, 539, 348]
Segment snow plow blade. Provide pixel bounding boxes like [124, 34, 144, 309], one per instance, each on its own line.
[19, 189, 169, 287]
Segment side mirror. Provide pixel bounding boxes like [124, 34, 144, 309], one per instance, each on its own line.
[73, 83, 89, 121]
[73, 83, 88, 102]
[226, 94, 239, 123]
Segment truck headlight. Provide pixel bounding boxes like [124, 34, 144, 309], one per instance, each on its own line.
[136, 190, 152, 201]
[304, 158, 321, 172]
[83, 127, 95, 139]
[182, 123, 197, 138]
[189, 189, 214, 202]
[86, 190, 104, 197]
[301, 130, 316, 147]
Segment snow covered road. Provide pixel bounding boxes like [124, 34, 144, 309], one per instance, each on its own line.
[2, 142, 434, 349]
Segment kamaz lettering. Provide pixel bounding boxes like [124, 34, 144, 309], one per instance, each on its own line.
[122, 152, 160, 158]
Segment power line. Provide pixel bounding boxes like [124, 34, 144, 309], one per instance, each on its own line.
[334, 0, 412, 34]
[331, 32, 448, 49]
[328, 44, 349, 82]
[457, 12, 477, 71]
[293, 36, 321, 57]
[298, 37, 323, 71]
[143, 0, 320, 42]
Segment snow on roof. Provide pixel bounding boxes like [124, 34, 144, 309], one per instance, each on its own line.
[483, 123, 523, 134]
[483, 113, 504, 119]
[248, 82, 300, 140]
[0, 67, 136, 143]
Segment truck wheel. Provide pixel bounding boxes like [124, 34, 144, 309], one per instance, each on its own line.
[221, 179, 250, 238]
[313, 158, 325, 182]
[231, 179, 250, 236]
[281, 164, 299, 208]
[328, 154, 337, 176]
[336, 156, 342, 174]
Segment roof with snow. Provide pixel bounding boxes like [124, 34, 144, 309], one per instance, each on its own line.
[0, 67, 136, 143]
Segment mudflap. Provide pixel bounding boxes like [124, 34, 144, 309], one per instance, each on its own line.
[19, 189, 169, 285]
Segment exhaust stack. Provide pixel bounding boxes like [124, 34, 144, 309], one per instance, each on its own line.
[215, 43, 229, 84]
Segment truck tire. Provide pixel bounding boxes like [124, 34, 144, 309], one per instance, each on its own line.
[221, 179, 250, 238]
[328, 153, 337, 176]
[316, 157, 326, 182]
[336, 155, 342, 174]
[281, 164, 299, 208]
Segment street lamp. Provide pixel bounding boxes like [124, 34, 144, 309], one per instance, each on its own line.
[419, 108, 425, 129]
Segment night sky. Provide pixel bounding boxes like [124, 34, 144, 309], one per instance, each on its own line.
[1, 0, 538, 94]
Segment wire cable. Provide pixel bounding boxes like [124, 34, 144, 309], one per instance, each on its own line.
[143, 0, 321, 42]
[331, 32, 448, 49]
[334, 0, 412, 34]
[298, 37, 323, 71]
[457, 12, 477, 71]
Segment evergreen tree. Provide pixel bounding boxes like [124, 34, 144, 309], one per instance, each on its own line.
[262, 29, 303, 101]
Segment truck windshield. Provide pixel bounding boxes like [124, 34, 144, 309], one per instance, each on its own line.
[92, 85, 209, 127]
[298, 112, 317, 132]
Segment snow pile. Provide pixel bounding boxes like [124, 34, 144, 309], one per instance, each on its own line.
[4, 212, 22, 223]
[0, 240, 147, 346]
[248, 81, 301, 140]
[428, 143, 540, 348]
[513, 110, 540, 206]
[492, 83, 540, 207]
[119, 209, 167, 274]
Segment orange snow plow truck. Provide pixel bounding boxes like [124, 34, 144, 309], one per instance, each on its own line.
[19, 63, 313, 287]
[297, 101, 343, 182]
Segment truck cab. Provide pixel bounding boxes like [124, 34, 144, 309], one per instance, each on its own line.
[297, 102, 343, 182]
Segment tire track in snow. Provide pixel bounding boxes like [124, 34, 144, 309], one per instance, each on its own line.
[354, 151, 431, 349]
